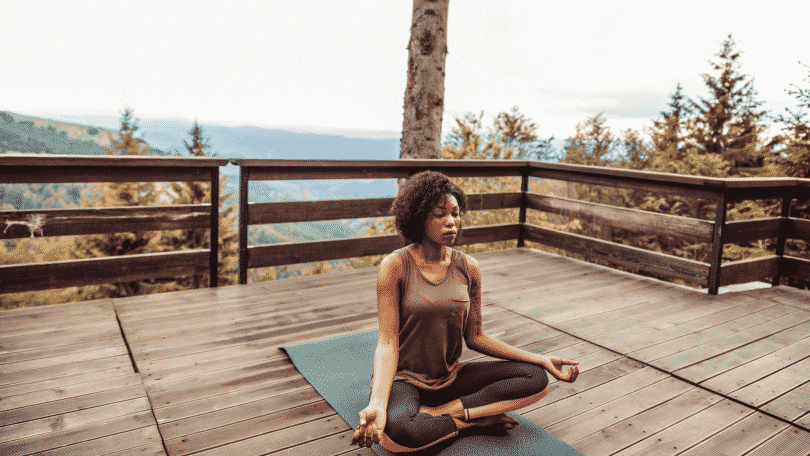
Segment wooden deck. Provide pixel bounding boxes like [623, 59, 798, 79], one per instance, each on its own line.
[3, 248, 810, 455]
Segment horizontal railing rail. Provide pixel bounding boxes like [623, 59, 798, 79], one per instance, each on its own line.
[2, 156, 808, 296]
[0, 155, 228, 294]
[232, 159, 810, 295]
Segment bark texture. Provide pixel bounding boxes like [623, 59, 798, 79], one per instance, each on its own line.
[400, 0, 449, 159]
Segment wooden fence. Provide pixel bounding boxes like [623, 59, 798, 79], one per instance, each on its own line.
[233, 159, 810, 295]
[0, 155, 227, 294]
[2, 156, 808, 296]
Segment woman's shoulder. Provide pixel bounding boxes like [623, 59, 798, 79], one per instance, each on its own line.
[453, 249, 480, 281]
[378, 248, 408, 282]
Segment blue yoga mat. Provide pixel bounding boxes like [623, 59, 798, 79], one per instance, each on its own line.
[280, 330, 583, 455]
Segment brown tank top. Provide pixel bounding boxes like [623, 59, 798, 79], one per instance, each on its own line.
[393, 246, 472, 390]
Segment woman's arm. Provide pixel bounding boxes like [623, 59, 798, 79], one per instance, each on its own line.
[368, 253, 402, 408]
[463, 256, 579, 382]
[352, 252, 402, 448]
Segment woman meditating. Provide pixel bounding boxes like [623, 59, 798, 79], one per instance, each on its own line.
[351, 171, 580, 452]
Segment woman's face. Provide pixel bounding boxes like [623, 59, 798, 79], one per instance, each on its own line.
[424, 194, 461, 246]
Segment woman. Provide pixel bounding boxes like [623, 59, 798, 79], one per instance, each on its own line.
[351, 171, 579, 452]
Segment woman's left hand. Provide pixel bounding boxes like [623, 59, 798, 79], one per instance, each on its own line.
[541, 355, 579, 383]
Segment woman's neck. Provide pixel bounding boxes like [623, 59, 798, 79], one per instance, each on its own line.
[417, 241, 448, 263]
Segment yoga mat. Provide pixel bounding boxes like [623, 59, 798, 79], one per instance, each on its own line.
[281, 330, 583, 456]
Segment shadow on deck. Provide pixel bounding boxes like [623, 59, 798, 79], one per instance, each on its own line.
[2, 248, 810, 456]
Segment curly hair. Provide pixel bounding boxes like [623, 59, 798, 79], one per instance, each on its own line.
[392, 171, 467, 244]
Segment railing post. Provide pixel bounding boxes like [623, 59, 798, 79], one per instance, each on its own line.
[707, 191, 727, 295]
[771, 194, 793, 287]
[209, 167, 219, 288]
[517, 169, 528, 248]
[238, 166, 250, 285]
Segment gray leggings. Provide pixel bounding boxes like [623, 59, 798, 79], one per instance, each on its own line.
[384, 361, 548, 450]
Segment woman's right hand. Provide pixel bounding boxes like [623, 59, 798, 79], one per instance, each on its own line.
[351, 404, 387, 448]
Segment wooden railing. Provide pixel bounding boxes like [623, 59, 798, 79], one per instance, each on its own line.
[2, 156, 808, 297]
[0, 155, 227, 294]
[232, 159, 810, 295]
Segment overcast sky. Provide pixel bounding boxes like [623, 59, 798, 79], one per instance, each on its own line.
[2, 0, 808, 140]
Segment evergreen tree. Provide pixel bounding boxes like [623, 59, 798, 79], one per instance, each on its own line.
[71, 108, 162, 299]
[648, 84, 692, 167]
[492, 106, 556, 161]
[158, 120, 238, 288]
[691, 35, 767, 175]
[560, 112, 616, 167]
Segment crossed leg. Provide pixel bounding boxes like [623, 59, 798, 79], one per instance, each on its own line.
[381, 361, 549, 452]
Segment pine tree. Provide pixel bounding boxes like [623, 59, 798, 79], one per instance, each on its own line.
[691, 35, 767, 175]
[71, 108, 162, 299]
[648, 84, 692, 167]
[561, 112, 616, 167]
[158, 120, 238, 288]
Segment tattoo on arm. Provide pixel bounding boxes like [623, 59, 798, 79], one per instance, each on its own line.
[468, 275, 483, 339]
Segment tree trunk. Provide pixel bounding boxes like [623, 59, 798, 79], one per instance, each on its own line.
[400, 0, 449, 160]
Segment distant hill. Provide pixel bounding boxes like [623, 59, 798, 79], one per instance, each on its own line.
[0, 111, 398, 247]
[0, 111, 168, 156]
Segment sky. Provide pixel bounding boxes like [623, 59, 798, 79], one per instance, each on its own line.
[2, 0, 809, 141]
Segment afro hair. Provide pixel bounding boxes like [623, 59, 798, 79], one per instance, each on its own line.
[392, 171, 467, 244]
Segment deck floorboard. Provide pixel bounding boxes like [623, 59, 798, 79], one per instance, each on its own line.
[3, 248, 810, 455]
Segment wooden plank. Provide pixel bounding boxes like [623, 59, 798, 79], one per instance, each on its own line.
[234, 159, 525, 181]
[744, 426, 810, 456]
[0, 383, 146, 426]
[152, 376, 311, 425]
[519, 357, 646, 417]
[163, 400, 336, 456]
[0, 250, 209, 294]
[648, 310, 810, 372]
[159, 385, 324, 441]
[33, 425, 163, 456]
[573, 387, 723, 456]
[611, 399, 755, 456]
[0, 411, 157, 456]
[524, 223, 710, 286]
[675, 320, 810, 384]
[0, 345, 128, 375]
[270, 430, 374, 456]
[247, 224, 519, 268]
[724, 217, 782, 243]
[247, 192, 522, 224]
[0, 355, 132, 387]
[0, 368, 134, 398]
[528, 165, 718, 200]
[249, 197, 394, 224]
[0, 396, 151, 444]
[0, 373, 144, 413]
[728, 356, 810, 407]
[720, 255, 781, 287]
[547, 377, 694, 444]
[677, 412, 788, 456]
[0, 338, 124, 366]
[526, 192, 713, 243]
[0, 205, 211, 240]
[0, 325, 121, 355]
[629, 305, 803, 365]
[0, 155, 227, 167]
[524, 366, 669, 428]
[760, 380, 810, 422]
[1, 165, 214, 184]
